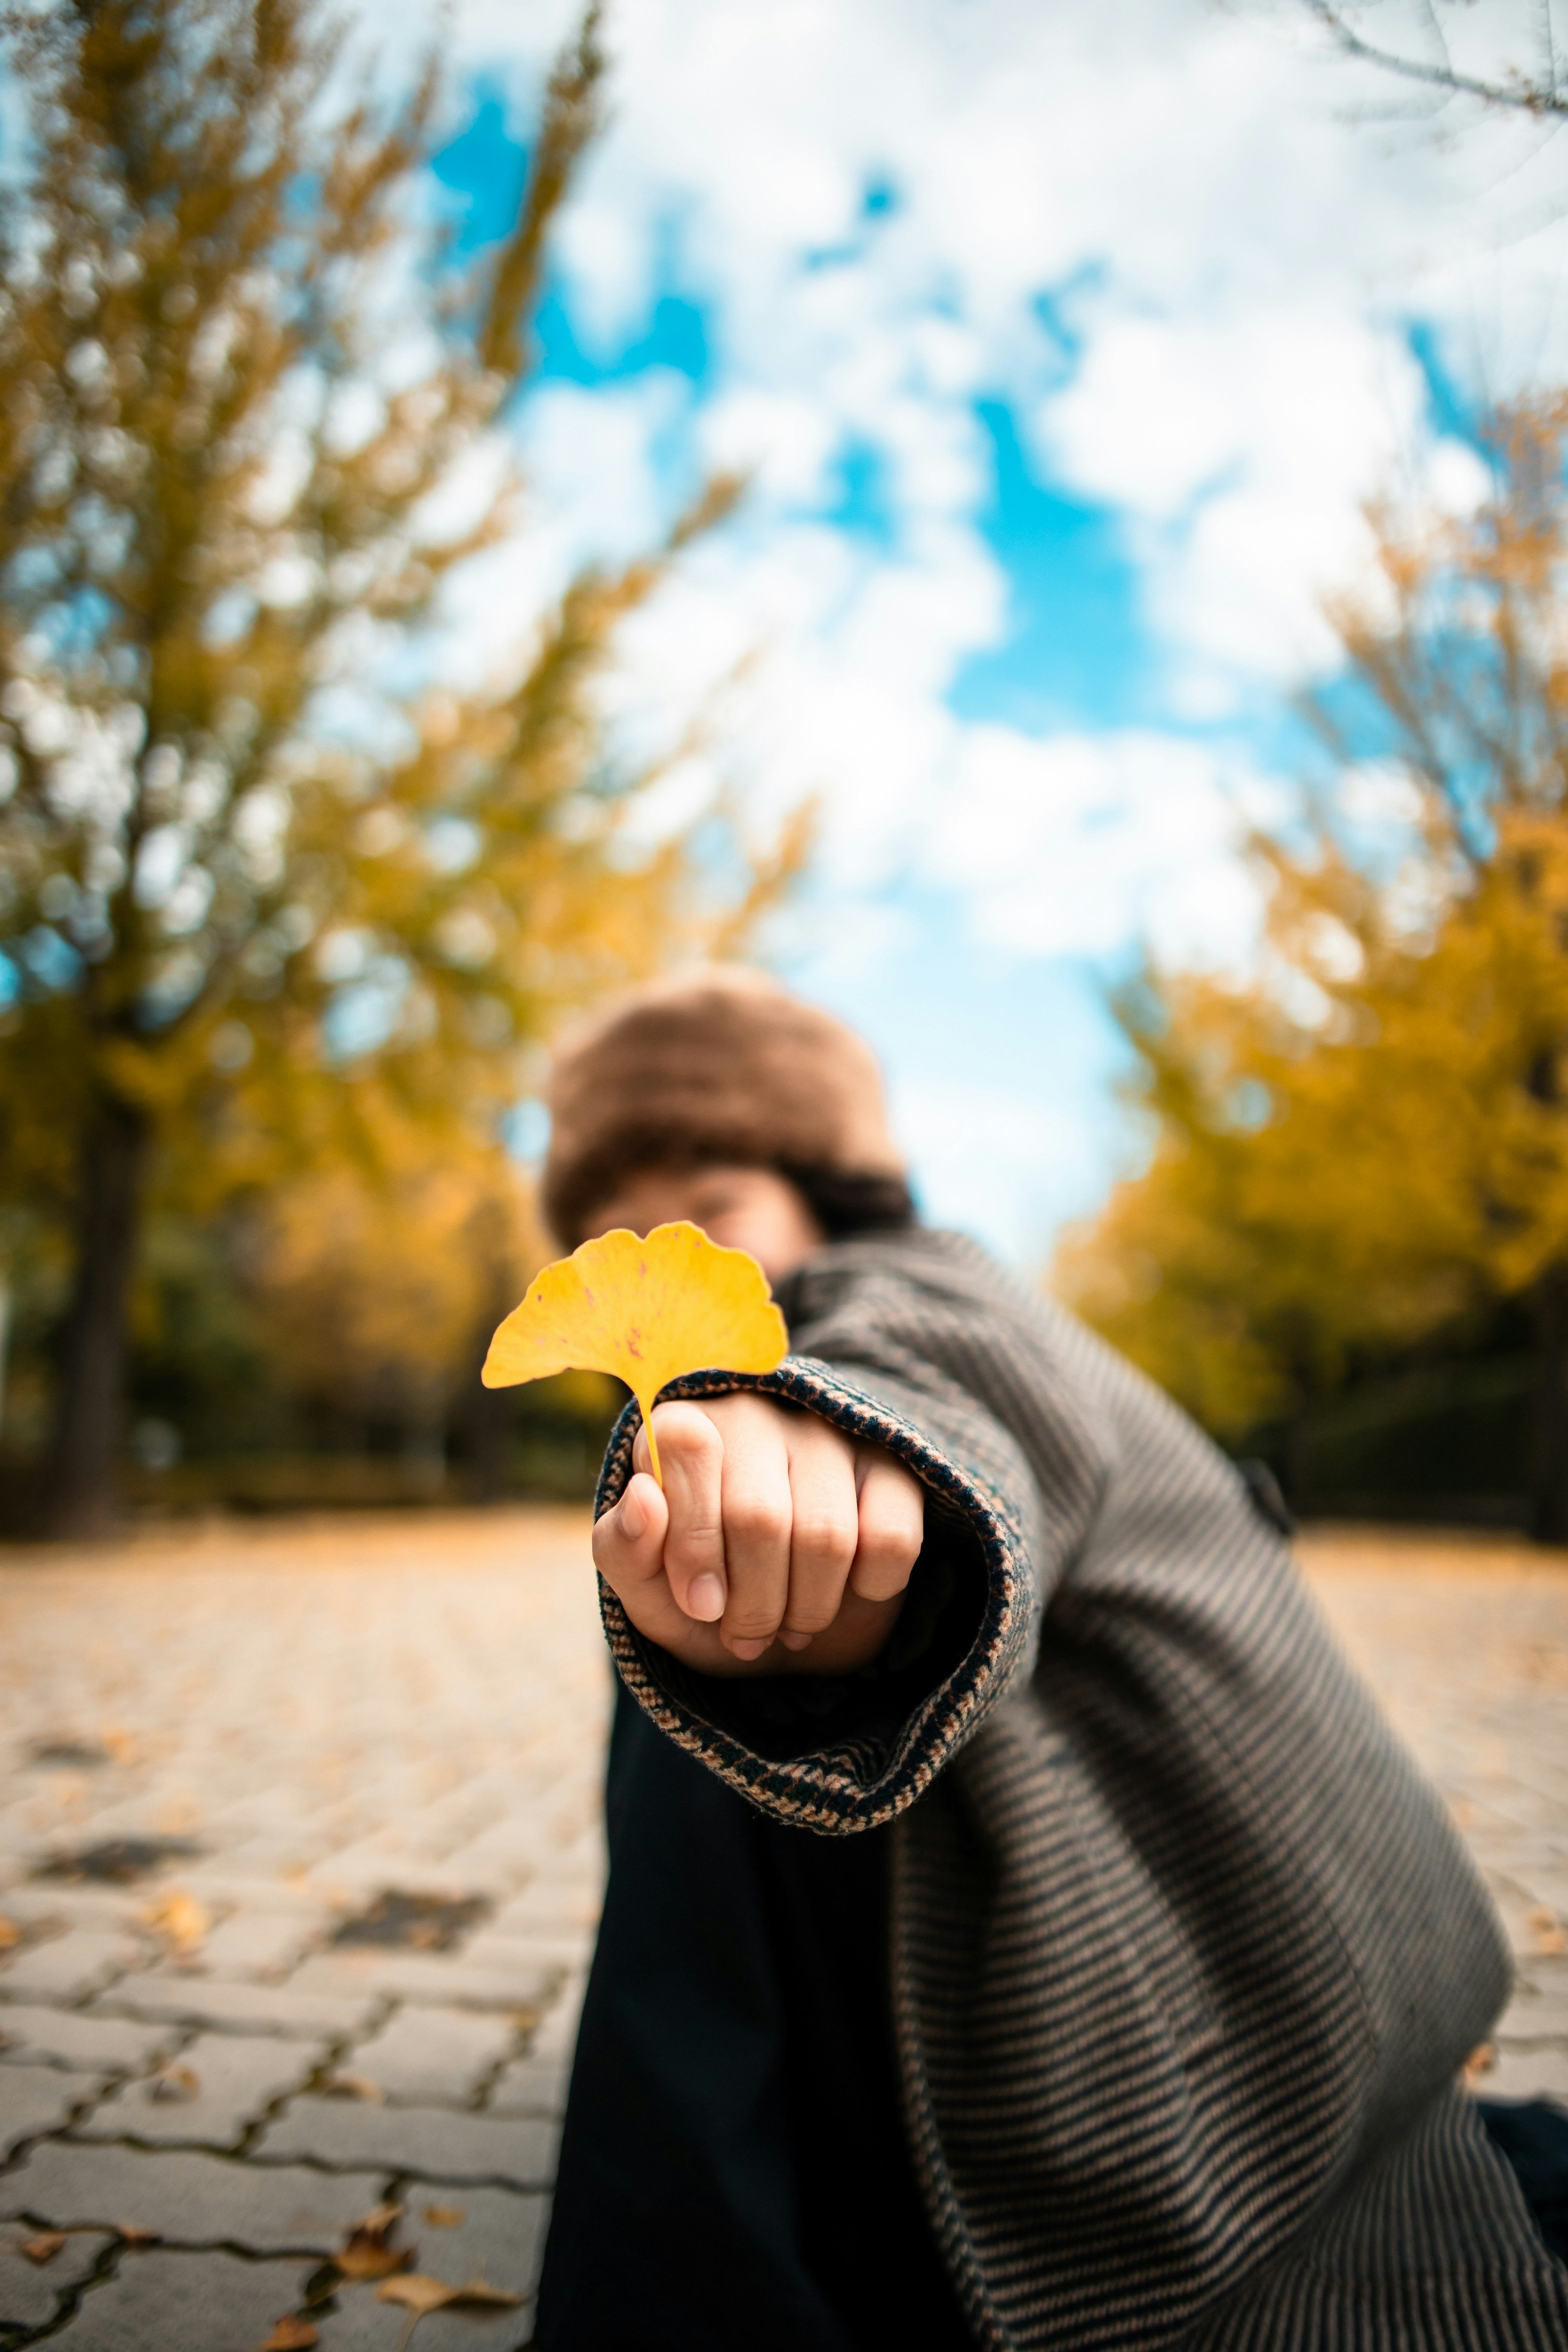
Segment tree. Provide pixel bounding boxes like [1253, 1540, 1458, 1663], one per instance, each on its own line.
[1298, 0, 1568, 119]
[1058, 397, 1568, 1534]
[0, 0, 773, 1534]
[244, 1137, 546, 1491]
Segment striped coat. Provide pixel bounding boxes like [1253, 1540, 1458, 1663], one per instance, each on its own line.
[597, 1229, 1568, 2349]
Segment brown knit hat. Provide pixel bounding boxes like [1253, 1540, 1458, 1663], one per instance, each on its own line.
[541, 967, 906, 1246]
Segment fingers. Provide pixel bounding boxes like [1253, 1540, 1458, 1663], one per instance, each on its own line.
[611, 1398, 924, 1674]
[591, 1470, 670, 1600]
[645, 1403, 728, 1624]
[848, 1451, 924, 1602]
[714, 1407, 793, 1662]
[779, 1427, 859, 1645]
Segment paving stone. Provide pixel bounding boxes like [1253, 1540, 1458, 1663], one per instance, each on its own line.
[289, 1951, 555, 2011]
[0, 2003, 176, 2076]
[170, 1872, 331, 1916]
[1519, 1955, 1568, 2001]
[0, 1885, 149, 1934]
[490, 1885, 601, 1936]
[487, 2052, 572, 2116]
[51, 2247, 313, 2352]
[220, 1835, 336, 1877]
[526, 1975, 586, 2063]
[310, 2183, 546, 2352]
[75, 2031, 325, 2149]
[459, 1929, 593, 1976]
[0, 1931, 141, 2003]
[1496, 1988, 1568, 2042]
[191, 1910, 318, 1980]
[0, 2062, 105, 2156]
[400, 2179, 548, 2292]
[346, 2007, 518, 2104]
[438, 1824, 557, 1883]
[0, 2139, 388, 2253]
[0, 2220, 114, 2332]
[309, 2276, 535, 2352]
[98, 1971, 381, 2039]
[1474, 2046, 1568, 2104]
[1515, 1868, 1568, 1922]
[254, 2096, 557, 2187]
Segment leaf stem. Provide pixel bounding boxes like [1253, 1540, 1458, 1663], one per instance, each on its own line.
[639, 1395, 663, 1487]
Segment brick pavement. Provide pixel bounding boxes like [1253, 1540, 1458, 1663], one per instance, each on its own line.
[0, 1509, 1563, 2348]
[1303, 1526, 1568, 2104]
[0, 1509, 608, 2351]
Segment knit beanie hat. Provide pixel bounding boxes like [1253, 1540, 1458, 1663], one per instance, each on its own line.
[541, 967, 907, 1246]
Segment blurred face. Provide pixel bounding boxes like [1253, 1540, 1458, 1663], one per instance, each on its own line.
[581, 1164, 825, 1287]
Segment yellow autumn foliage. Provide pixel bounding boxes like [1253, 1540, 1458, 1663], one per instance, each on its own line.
[1058, 395, 1568, 1536]
[0, 0, 806, 1530]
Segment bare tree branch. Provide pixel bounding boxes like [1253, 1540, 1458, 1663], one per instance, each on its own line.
[1301, 0, 1568, 117]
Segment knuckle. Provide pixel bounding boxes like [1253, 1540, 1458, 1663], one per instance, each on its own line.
[727, 1604, 783, 1641]
[658, 1401, 722, 1449]
[792, 1509, 857, 1568]
[666, 1515, 724, 1568]
[853, 1515, 920, 1588]
[783, 1595, 839, 1634]
[859, 1512, 919, 1566]
[726, 1496, 789, 1550]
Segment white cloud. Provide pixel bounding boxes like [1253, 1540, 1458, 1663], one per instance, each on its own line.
[924, 726, 1281, 967]
[422, 0, 1565, 901]
[1037, 303, 1436, 688]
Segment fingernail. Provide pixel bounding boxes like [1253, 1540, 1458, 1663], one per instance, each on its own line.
[728, 1637, 769, 1661]
[687, 1573, 725, 1621]
[619, 1488, 646, 1541]
[779, 1631, 813, 1652]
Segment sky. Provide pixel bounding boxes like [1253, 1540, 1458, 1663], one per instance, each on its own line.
[402, 0, 1568, 1263]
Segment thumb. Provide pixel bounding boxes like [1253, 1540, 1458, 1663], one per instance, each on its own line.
[592, 1470, 669, 1598]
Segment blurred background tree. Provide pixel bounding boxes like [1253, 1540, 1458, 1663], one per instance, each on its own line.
[0, 0, 791, 1533]
[1058, 396, 1568, 1537]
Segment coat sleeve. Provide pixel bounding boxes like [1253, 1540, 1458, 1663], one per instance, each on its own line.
[592, 1251, 1111, 1835]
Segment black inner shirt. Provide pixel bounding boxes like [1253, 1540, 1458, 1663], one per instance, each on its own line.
[534, 1677, 976, 2352]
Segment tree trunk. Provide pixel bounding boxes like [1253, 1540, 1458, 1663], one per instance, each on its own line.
[42, 1092, 149, 1539]
[1283, 1374, 1314, 1519]
[463, 1198, 514, 1504]
[1530, 1263, 1568, 1544]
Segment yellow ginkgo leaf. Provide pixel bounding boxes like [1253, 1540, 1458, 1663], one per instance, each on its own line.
[481, 1221, 788, 1485]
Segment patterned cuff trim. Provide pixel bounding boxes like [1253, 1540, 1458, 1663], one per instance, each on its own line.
[593, 1356, 1033, 1834]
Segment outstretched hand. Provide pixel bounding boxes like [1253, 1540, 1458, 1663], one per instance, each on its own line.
[591, 1392, 924, 1677]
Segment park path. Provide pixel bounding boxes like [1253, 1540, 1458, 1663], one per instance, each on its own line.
[0, 1511, 1563, 2349]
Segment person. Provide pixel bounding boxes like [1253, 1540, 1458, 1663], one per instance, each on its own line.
[530, 967, 1568, 2352]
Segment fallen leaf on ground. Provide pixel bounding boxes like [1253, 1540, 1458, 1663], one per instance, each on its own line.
[141, 1891, 209, 1958]
[259, 2319, 318, 2350]
[0, 1915, 19, 1951]
[347, 2201, 403, 2237]
[1527, 1905, 1568, 1957]
[335, 2201, 413, 2282]
[116, 2224, 161, 2248]
[21, 2231, 65, 2265]
[323, 2070, 384, 2103]
[376, 2272, 524, 2338]
[421, 2204, 464, 2226]
[147, 2064, 201, 2103]
[482, 1220, 787, 1486]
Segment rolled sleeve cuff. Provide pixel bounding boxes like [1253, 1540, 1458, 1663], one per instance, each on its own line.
[593, 1355, 1036, 1834]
